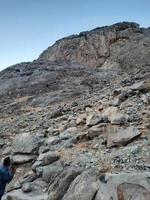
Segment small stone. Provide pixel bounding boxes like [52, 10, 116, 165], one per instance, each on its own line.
[22, 182, 32, 193]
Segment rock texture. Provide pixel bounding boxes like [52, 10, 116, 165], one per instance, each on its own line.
[39, 22, 150, 69]
[0, 22, 150, 200]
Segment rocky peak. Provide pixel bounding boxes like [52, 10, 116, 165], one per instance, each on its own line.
[39, 22, 150, 69]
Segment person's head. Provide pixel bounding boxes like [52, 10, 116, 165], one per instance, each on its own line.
[3, 157, 11, 167]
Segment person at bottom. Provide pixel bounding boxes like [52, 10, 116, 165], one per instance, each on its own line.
[0, 157, 16, 200]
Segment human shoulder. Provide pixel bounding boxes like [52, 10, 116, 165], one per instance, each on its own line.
[0, 165, 8, 173]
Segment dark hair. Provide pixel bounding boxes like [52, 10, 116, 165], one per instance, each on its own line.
[3, 157, 11, 166]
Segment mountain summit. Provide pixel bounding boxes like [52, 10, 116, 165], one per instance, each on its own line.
[39, 22, 150, 69]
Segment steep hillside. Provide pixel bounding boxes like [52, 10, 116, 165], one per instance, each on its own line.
[0, 22, 150, 200]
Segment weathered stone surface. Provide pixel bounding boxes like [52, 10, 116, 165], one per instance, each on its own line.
[12, 155, 36, 164]
[3, 190, 48, 200]
[102, 107, 128, 124]
[59, 127, 77, 140]
[76, 114, 86, 125]
[129, 79, 150, 92]
[107, 126, 141, 147]
[42, 161, 64, 183]
[111, 112, 129, 125]
[22, 183, 32, 193]
[48, 167, 83, 200]
[32, 151, 59, 170]
[46, 136, 60, 145]
[86, 113, 108, 127]
[95, 172, 150, 200]
[62, 169, 99, 200]
[0, 139, 5, 148]
[12, 133, 44, 154]
[39, 22, 150, 70]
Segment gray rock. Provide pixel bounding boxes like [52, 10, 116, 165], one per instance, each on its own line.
[107, 126, 141, 147]
[129, 79, 150, 92]
[0, 139, 5, 148]
[42, 161, 64, 183]
[37, 151, 59, 166]
[86, 113, 108, 127]
[59, 127, 77, 140]
[22, 183, 32, 193]
[12, 132, 44, 154]
[46, 136, 60, 145]
[48, 167, 83, 200]
[3, 190, 48, 200]
[12, 154, 36, 164]
[62, 169, 99, 200]
[95, 172, 150, 200]
[32, 151, 60, 171]
[111, 112, 129, 125]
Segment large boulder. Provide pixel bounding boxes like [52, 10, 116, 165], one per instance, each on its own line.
[62, 169, 99, 200]
[48, 166, 83, 200]
[95, 172, 150, 200]
[12, 132, 44, 154]
[42, 161, 64, 183]
[107, 125, 141, 147]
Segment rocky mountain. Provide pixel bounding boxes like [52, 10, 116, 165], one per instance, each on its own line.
[0, 22, 150, 200]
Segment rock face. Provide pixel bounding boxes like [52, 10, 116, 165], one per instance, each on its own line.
[39, 22, 150, 69]
[0, 22, 150, 200]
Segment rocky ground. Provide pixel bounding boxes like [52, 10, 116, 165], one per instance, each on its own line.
[0, 22, 150, 200]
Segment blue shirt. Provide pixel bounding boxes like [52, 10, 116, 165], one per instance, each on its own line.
[0, 165, 14, 196]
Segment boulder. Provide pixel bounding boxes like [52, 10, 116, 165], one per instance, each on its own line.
[46, 136, 60, 145]
[111, 112, 129, 125]
[12, 155, 36, 164]
[107, 125, 141, 147]
[62, 169, 99, 200]
[48, 166, 83, 200]
[86, 113, 108, 127]
[12, 132, 44, 154]
[59, 127, 77, 140]
[95, 172, 150, 200]
[42, 161, 64, 183]
[103, 107, 128, 125]
[129, 79, 150, 92]
[32, 151, 59, 170]
[22, 183, 32, 193]
[3, 190, 48, 200]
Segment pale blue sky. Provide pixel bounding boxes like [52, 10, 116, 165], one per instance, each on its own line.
[0, 0, 149, 70]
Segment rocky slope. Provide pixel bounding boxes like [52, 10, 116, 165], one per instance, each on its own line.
[0, 22, 150, 200]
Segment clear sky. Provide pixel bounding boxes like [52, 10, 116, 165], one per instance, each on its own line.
[0, 0, 150, 70]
